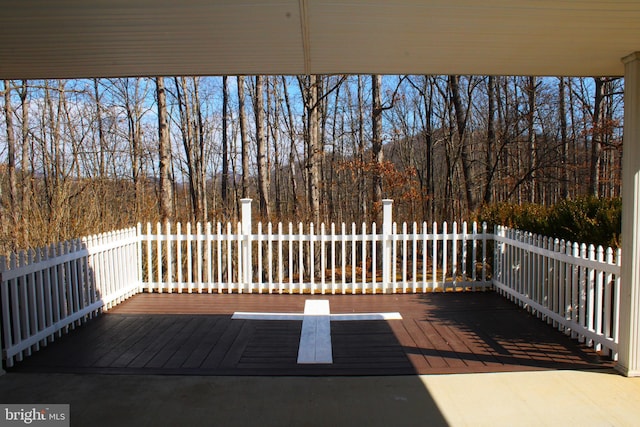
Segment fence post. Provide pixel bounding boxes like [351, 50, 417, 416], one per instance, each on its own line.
[382, 199, 393, 293]
[241, 199, 253, 293]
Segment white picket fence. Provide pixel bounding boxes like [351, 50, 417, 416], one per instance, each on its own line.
[493, 226, 621, 359]
[140, 220, 490, 295]
[0, 227, 140, 367]
[140, 200, 491, 294]
[0, 198, 623, 368]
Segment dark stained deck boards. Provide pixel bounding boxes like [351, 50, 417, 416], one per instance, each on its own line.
[8, 292, 615, 376]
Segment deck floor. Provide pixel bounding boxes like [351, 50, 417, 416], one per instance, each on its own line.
[9, 292, 614, 376]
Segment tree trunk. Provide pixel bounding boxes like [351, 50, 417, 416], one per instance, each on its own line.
[424, 76, 435, 222]
[254, 75, 271, 220]
[371, 74, 384, 219]
[221, 75, 230, 209]
[448, 75, 475, 213]
[19, 80, 30, 245]
[93, 79, 106, 179]
[192, 77, 207, 222]
[559, 77, 569, 199]
[281, 76, 299, 216]
[303, 75, 321, 225]
[238, 76, 250, 200]
[128, 79, 143, 217]
[483, 75, 496, 205]
[156, 77, 173, 222]
[527, 76, 537, 203]
[268, 77, 282, 219]
[3, 80, 19, 246]
[357, 75, 367, 220]
[590, 77, 605, 197]
[174, 77, 206, 222]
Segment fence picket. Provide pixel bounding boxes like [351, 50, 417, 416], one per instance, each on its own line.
[206, 222, 213, 293]
[177, 222, 184, 293]
[330, 223, 336, 294]
[361, 223, 367, 295]
[26, 249, 39, 351]
[257, 222, 263, 294]
[237, 222, 243, 294]
[280, 222, 293, 293]
[34, 249, 46, 348]
[299, 222, 305, 294]
[278, 223, 284, 294]
[422, 222, 427, 292]
[197, 222, 203, 293]
[0, 258, 13, 366]
[351, 223, 356, 294]
[372, 223, 377, 294]
[226, 222, 233, 292]
[401, 222, 407, 293]
[289, 223, 294, 294]
[164, 222, 171, 294]
[442, 222, 448, 290]
[462, 221, 468, 284]
[268, 222, 274, 294]
[217, 223, 223, 293]
[614, 249, 622, 359]
[41, 247, 54, 342]
[341, 223, 346, 294]
[392, 222, 398, 294]
[431, 222, 438, 291]
[587, 245, 596, 346]
[411, 222, 417, 293]
[482, 222, 488, 290]
[604, 248, 614, 354]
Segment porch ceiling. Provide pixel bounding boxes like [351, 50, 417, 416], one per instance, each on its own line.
[0, 0, 639, 79]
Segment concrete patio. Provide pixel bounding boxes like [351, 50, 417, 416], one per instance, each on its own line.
[1, 370, 639, 426]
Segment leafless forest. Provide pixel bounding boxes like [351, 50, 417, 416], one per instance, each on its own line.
[0, 75, 624, 254]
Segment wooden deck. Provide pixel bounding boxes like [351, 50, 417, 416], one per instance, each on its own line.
[9, 292, 614, 376]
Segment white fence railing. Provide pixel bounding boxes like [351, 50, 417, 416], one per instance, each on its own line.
[0, 198, 623, 369]
[0, 227, 140, 367]
[139, 200, 491, 294]
[493, 226, 621, 359]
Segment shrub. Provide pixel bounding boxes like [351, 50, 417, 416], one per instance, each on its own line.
[475, 197, 621, 248]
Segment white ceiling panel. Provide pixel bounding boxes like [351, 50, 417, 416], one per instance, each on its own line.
[0, 0, 639, 78]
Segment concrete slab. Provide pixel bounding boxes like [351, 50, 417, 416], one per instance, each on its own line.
[0, 373, 445, 427]
[421, 370, 640, 427]
[1, 370, 639, 427]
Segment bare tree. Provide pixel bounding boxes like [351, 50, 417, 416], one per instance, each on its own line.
[155, 77, 173, 222]
[18, 80, 31, 244]
[3, 80, 19, 246]
[254, 75, 271, 220]
[298, 75, 322, 224]
[558, 77, 570, 199]
[483, 75, 496, 205]
[448, 75, 476, 212]
[527, 76, 538, 203]
[238, 76, 250, 200]
[281, 76, 299, 216]
[590, 77, 606, 197]
[221, 75, 230, 209]
[173, 77, 207, 222]
[357, 75, 367, 220]
[371, 74, 384, 214]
